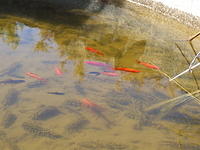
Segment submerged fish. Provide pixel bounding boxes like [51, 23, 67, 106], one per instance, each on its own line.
[88, 72, 101, 76]
[81, 98, 98, 108]
[137, 61, 160, 70]
[48, 92, 65, 95]
[80, 98, 112, 127]
[0, 79, 25, 84]
[114, 67, 141, 73]
[85, 47, 104, 56]
[84, 61, 110, 67]
[54, 67, 63, 76]
[80, 99, 104, 112]
[101, 72, 118, 76]
[26, 72, 45, 81]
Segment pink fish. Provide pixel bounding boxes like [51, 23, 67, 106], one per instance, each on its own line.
[54, 67, 63, 76]
[84, 61, 111, 67]
[101, 72, 118, 76]
[26, 72, 45, 81]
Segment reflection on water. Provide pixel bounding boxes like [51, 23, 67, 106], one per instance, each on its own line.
[0, 1, 200, 150]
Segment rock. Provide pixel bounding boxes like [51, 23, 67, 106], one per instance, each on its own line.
[3, 89, 21, 107]
[22, 122, 62, 139]
[2, 113, 17, 128]
[33, 106, 61, 121]
[66, 119, 89, 134]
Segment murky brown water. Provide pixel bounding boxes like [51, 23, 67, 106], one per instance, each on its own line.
[0, 1, 200, 150]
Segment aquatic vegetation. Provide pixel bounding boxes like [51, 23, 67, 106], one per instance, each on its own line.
[0, 79, 25, 85]
[65, 119, 89, 134]
[33, 106, 61, 121]
[22, 122, 62, 139]
[3, 89, 21, 106]
[2, 113, 17, 128]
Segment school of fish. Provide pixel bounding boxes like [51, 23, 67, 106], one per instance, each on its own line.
[0, 46, 160, 115]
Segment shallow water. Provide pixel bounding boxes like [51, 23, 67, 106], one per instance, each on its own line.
[0, 1, 200, 150]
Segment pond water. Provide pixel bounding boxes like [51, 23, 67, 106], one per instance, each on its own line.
[0, 2, 200, 150]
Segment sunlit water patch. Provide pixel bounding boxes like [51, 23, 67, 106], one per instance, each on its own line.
[0, 1, 199, 150]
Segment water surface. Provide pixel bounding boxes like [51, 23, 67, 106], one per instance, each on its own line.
[0, 2, 200, 150]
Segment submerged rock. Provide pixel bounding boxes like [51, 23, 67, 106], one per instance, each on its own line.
[22, 122, 62, 139]
[66, 119, 89, 134]
[0, 63, 23, 78]
[3, 89, 21, 107]
[2, 113, 17, 128]
[33, 106, 61, 121]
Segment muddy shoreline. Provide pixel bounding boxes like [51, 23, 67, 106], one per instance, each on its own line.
[127, 0, 200, 29]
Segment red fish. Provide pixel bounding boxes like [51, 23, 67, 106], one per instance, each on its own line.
[114, 67, 141, 73]
[85, 47, 104, 56]
[81, 98, 98, 108]
[137, 61, 160, 70]
[26, 72, 45, 81]
[54, 67, 63, 76]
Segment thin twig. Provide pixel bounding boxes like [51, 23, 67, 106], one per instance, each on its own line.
[189, 31, 200, 41]
[156, 69, 200, 105]
[175, 43, 200, 89]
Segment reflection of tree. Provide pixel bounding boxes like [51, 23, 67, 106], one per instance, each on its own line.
[34, 30, 54, 52]
[0, 20, 20, 49]
[0, 0, 166, 83]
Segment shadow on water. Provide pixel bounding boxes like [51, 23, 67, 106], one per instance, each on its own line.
[0, 0, 125, 27]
